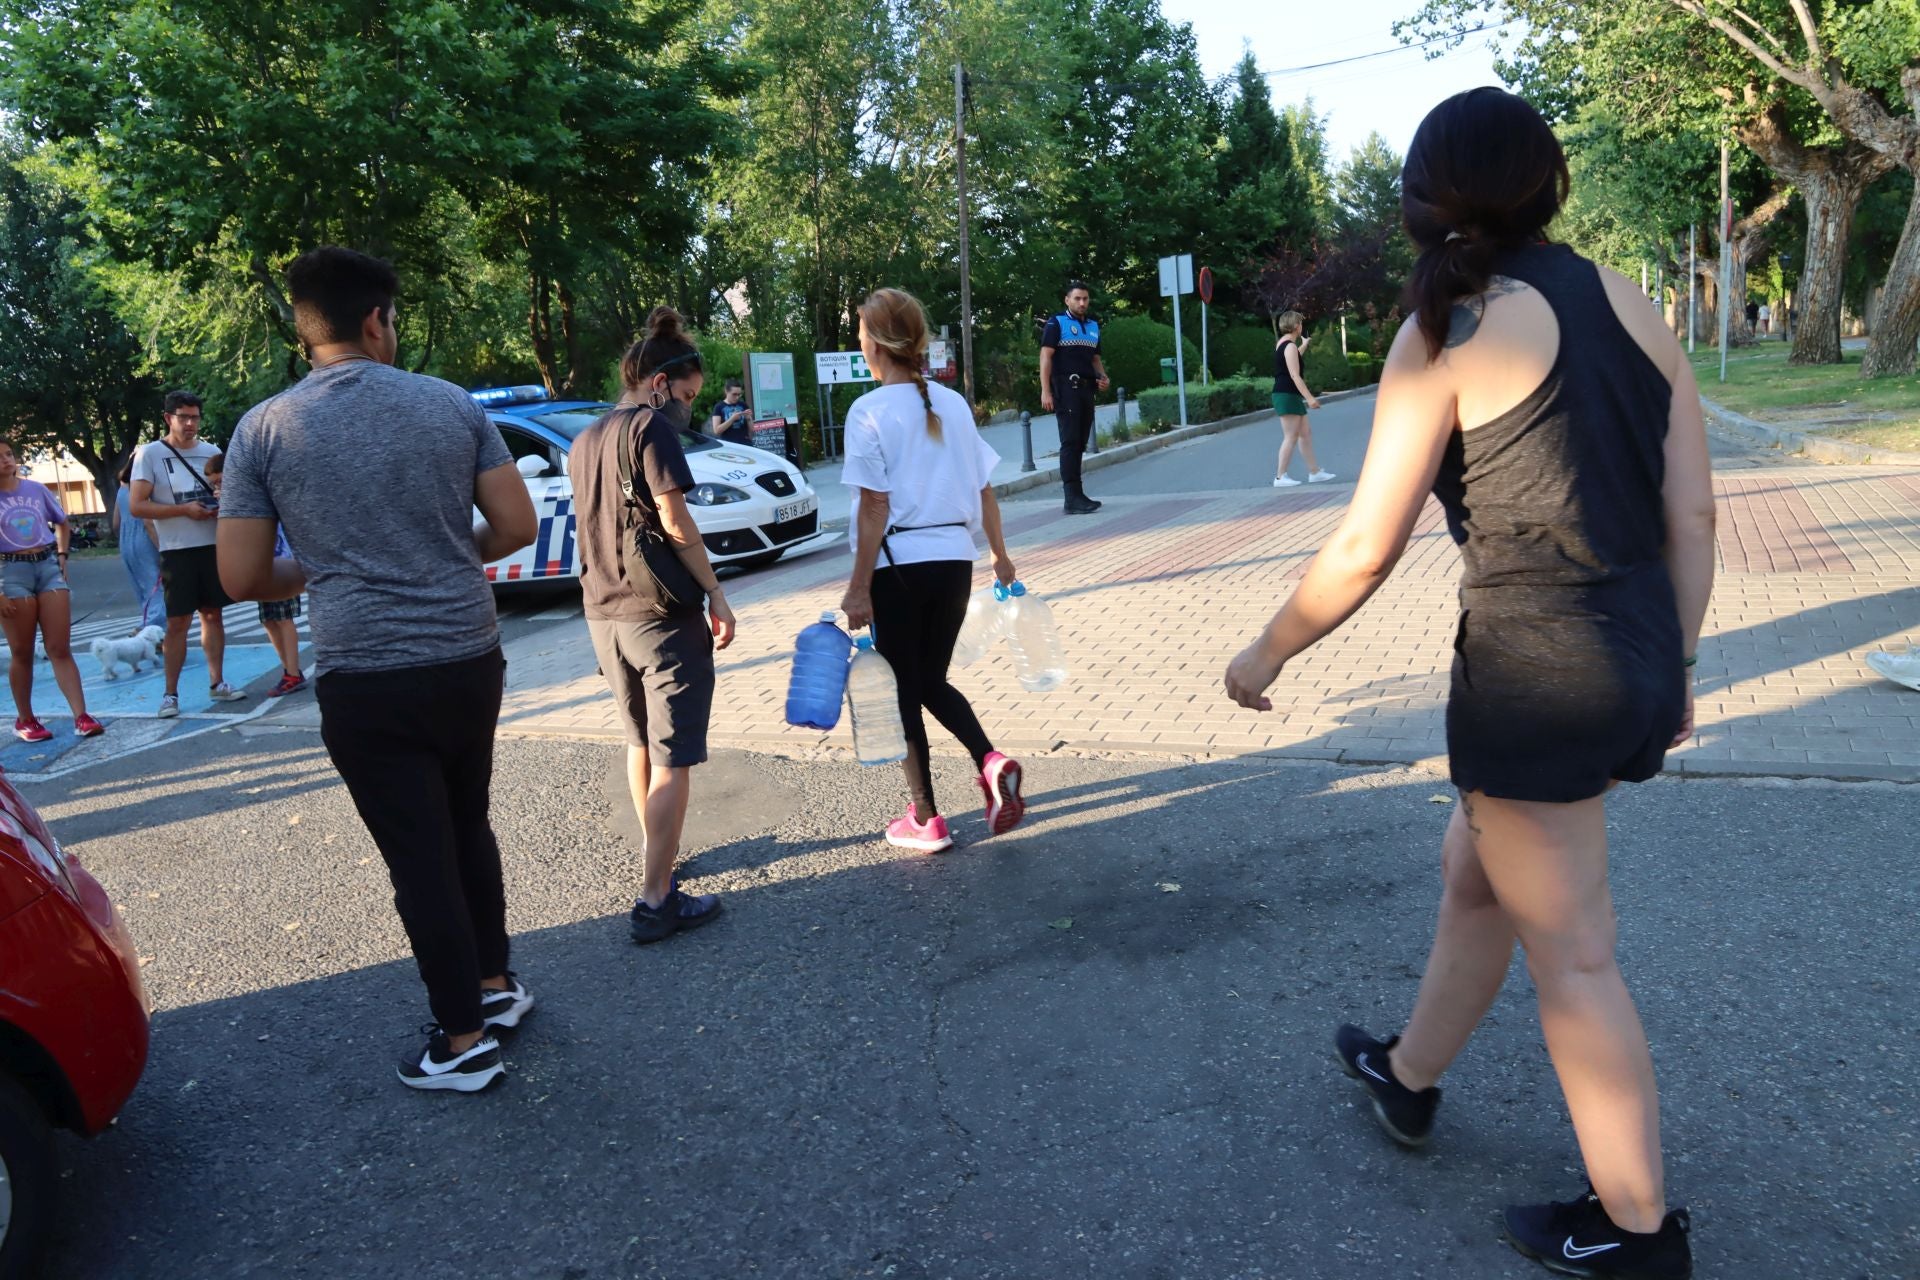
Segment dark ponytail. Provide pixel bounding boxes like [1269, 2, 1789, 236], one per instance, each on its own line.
[1401, 87, 1569, 363]
[621, 306, 703, 394]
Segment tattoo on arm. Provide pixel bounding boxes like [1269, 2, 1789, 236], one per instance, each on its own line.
[1444, 276, 1528, 350]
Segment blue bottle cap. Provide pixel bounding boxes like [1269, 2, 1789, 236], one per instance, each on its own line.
[855, 636, 873, 651]
[1009, 581, 1028, 598]
[993, 581, 1011, 602]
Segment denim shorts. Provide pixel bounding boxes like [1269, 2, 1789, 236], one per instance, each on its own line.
[1, 555, 68, 599]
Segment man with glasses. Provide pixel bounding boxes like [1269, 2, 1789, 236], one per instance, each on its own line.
[128, 391, 246, 716]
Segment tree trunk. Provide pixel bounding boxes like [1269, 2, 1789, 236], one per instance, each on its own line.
[1790, 171, 1859, 365]
[528, 272, 559, 394]
[1861, 178, 1920, 378]
[557, 281, 584, 396]
[1735, 99, 1891, 366]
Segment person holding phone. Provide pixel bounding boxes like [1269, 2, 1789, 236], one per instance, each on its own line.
[129, 390, 246, 716]
[709, 379, 750, 438]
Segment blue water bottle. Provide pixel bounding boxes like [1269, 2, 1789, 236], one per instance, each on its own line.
[786, 611, 853, 730]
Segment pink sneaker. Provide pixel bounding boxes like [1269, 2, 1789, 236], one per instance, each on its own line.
[73, 714, 105, 738]
[13, 717, 51, 743]
[978, 751, 1025, 835]
[885, 804, 954, 854]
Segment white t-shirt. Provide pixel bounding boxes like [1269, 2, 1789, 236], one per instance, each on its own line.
[841, 382, 999, 566]
[132, 438, 223, 551]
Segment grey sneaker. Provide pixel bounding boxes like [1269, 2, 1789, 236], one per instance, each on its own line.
[209, 682, 246, 702]
[157, 694, 180, 719]
[1866, 647, 1920, 692]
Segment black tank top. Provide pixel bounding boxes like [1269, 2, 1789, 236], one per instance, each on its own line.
[1432, 243, 1672, 591]
[1272, 337, 1299, 394]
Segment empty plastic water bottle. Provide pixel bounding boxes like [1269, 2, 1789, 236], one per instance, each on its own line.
[952, 583, 1010, 667]
[786, 611, 853, 730]
[1002, 581, 1069, 692]
[845, 637, 908, 765]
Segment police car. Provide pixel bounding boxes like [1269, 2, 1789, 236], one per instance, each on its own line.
[472, 386, 827, 586]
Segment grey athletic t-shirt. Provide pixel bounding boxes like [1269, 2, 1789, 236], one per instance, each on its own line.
[219, 360, 513, 674]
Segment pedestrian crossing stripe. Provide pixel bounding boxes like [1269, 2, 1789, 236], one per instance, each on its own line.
[0, 601, 306, 656]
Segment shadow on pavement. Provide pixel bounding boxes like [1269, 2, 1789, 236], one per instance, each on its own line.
[38, 739, 1918, 1279]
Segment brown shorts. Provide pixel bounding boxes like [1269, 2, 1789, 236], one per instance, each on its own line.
[586, 614, 715, 767]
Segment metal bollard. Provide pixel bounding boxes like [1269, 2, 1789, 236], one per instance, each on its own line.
[1020, 410, 1035, 473]
[1116, 387, 1128, 435]
[1087, 393, 1102, 456]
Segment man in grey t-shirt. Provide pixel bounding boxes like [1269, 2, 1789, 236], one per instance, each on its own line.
[128, 390, 245, 715]
[217, 246, 537, 1095]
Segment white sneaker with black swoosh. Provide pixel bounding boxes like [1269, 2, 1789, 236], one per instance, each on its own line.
[397, 1025, 504, 1093]
[1504, 1185, 1692, 1279]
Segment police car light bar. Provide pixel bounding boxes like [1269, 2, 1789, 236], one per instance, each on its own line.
[471, 385, 551, 407]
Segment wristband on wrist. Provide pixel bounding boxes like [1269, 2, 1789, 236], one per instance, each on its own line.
[1682, 654, 1698, 668]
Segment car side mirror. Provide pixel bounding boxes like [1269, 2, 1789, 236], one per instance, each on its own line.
[515, 455, 550, 479]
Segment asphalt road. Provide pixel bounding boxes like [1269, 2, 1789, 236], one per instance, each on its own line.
[31, 730, 1919, 1278]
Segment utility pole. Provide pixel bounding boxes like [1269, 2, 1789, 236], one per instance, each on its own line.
[1728, 141, 1743, 383]
[1687, 223, 1697, 354]
[954, 63, 975, 406]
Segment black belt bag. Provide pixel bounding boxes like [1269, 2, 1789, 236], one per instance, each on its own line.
[879, 521, 968, 570]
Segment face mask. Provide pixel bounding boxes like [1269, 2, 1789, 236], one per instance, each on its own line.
[655, 396, 692, 428]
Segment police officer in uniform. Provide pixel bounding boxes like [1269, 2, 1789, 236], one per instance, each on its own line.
[1039, 280, 1110, 514]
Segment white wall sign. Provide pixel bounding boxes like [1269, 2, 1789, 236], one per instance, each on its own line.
[814, 351, 874, 383]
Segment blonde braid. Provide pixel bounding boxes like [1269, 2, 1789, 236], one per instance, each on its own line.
[910, 369, 941, 441]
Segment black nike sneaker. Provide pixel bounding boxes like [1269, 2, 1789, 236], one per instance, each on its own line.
[396, 1025, 504, 1093]
[1504, 1185, 1692, 1279]
[1332, 1024, 1441, 1147]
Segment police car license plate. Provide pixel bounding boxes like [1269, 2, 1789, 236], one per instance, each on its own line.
[775, 498, 814, 523]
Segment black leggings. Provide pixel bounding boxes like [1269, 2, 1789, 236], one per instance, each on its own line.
[870, 560, 994, 816]
[316, 647, 509, 1037]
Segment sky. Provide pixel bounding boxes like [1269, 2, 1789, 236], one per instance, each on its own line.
[1158, 0, 1518, 165]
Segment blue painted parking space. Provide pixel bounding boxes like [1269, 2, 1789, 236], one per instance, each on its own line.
[2, 643, 287, 780]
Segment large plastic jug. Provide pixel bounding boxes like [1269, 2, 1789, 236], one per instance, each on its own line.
[1002, 582, 1068, 692]
[952, 583, 1009, 667]
[786, 611, 853, 730]
[845, 637, 908, 765]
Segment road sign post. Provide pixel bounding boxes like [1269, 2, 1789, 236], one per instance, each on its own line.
[1197, 266, 1214, 387]
[1158, 253, 1194, 427]
[813, 351, 875, 458]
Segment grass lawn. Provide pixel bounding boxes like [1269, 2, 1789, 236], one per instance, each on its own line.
[1691, 342, 1920, 454]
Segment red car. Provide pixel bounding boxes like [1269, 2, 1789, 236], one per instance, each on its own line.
[0, 771, 148, 1275]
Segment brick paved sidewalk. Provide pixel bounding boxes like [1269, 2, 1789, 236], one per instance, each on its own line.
[497, 460, 1920, 783]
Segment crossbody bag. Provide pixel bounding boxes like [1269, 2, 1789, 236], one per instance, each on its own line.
[615, 406, 706, 617]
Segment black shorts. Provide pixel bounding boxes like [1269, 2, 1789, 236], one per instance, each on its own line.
[587, 614, 715, 767]
[258, 595, 303, 623]
[1446, 574, 1685, 803]
[159, 545, 234, 619]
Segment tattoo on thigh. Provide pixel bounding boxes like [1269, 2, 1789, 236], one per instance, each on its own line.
[1460, 792, 1483, 837]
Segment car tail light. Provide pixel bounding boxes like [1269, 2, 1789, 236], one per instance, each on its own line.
[0, 780, 78, 898]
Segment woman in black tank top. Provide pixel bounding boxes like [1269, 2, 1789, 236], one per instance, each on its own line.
[1224, 89, 1714, 1279]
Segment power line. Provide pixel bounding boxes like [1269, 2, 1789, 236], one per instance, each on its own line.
[1261, 23, 1503, 79]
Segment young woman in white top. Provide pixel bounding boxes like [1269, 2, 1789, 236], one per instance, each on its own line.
[839, 289, 1027, 853]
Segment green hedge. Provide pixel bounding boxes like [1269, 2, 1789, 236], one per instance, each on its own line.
[1299, 325, 1356, 393]
[1125, 376, 1270, 432]
[1098, 315, 1201, 398]
[1210, 325, 1277, 381]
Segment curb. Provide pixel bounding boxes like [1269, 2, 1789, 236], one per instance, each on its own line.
[988, 385, 1377, 501]
[1702, 397, 1920, 468]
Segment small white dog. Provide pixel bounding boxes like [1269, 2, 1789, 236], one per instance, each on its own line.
[93, 625, 165, 681]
